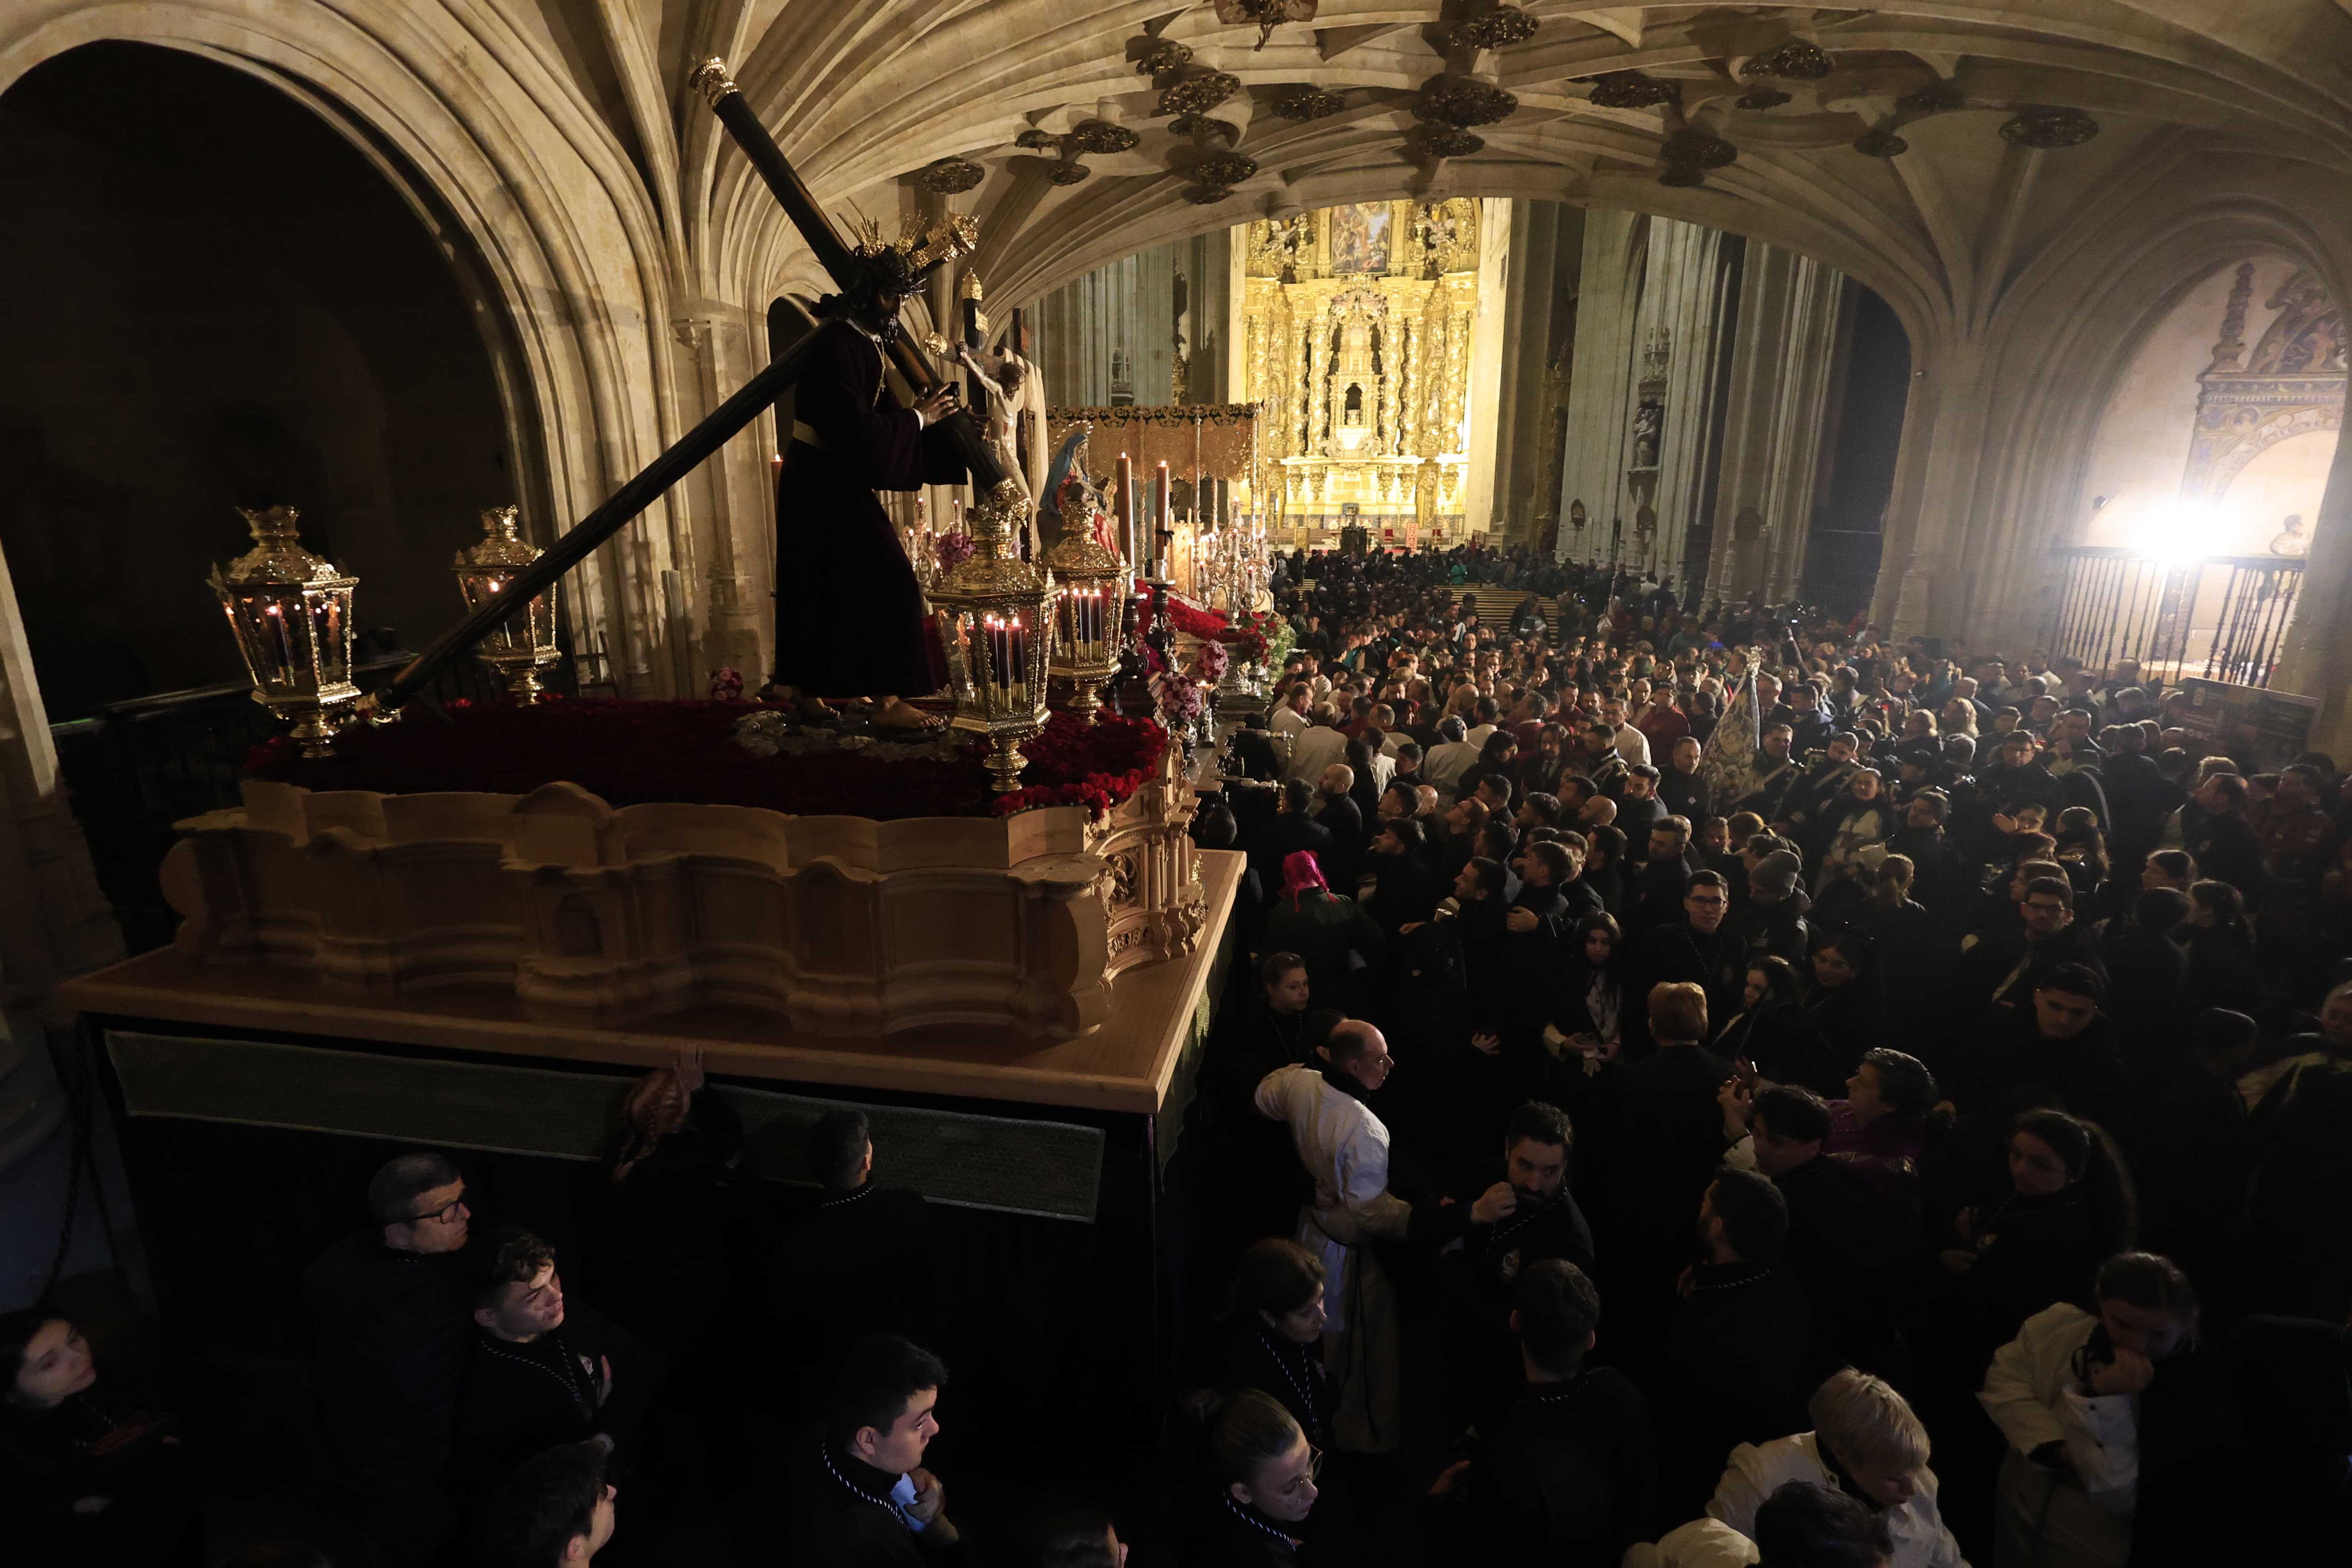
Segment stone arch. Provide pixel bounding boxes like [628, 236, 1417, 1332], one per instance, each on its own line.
[1866, 166, 2352, 644]
[0, 4, 694, 700]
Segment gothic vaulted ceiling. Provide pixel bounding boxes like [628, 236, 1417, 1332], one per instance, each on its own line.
[675, 1, 2352, 351]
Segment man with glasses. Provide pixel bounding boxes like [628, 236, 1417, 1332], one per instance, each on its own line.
[1632, 872, 1743, 1054]
[1958, 874, 2107, 1013]
[301, 1151, 477, 1567]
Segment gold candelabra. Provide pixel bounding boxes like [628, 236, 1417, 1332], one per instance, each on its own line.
[208, 505, 361, 757]
[1044, 527, 1128, 725]
[452, 507, 563, 697]
[929, 480, 1053, 791]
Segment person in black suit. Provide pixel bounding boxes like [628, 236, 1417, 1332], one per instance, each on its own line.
[453, 1228, 640, 1509]
[1602, 982, 1739, 1362]
[476, 1441, 617, 1568]
[300, 1151, 475, 1568]
[770, 1110, 932, 1422]
[782, 1335, 965, 1568]
[1629, 873, 1744, 1055]
[1650, 1169, 1813, 1517]
[1183, 1389, 1319, 1567]
[1200, 1240, 1333, 1448]
[1412, 1102, 1598, 1434]
[1724, 1085, 1871, 1374]
[1430, 1259, 1657, 1568]
[1250, 780, 1336, 895]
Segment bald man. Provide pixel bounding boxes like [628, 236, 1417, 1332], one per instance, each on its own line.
[1255, 1022, 1411, 1453]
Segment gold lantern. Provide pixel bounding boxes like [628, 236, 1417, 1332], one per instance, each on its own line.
[453, 507, 562, 697]
[930, 479, 1053, 792]
[208, 505, 360, 758]
[1044, 527, 1128, 725]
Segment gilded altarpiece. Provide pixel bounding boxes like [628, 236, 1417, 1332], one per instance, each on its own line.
[1241, 199, 1483, 542]
[2182, 265, 2347, 500]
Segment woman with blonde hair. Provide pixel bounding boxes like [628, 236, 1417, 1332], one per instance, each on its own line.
[1706, 1369, 1965, 1568]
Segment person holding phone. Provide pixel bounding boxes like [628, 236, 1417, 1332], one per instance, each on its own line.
[1979, 1252, 2211, 1568]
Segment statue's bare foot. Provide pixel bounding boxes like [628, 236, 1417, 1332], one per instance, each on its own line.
[874, 698, 943, 732]
[793, 695, 840, 723]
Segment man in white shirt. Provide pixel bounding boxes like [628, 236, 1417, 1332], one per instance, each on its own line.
[1602, 695, 1653, 768]
[1271, 683, 1315, 748]
[1282, 707, 1350, 787]
[1462, 695, 1503, 753]
[1421, 716, 1481, 807]
[1255, 1022, 1410, 1453]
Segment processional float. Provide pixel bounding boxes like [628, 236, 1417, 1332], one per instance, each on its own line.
[274, 58, 1103, 787]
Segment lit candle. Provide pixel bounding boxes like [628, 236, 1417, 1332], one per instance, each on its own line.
[1010, 616, 1029, 702]
[1116, 452, 1136, 572]
[1156, 462, 1170, 576]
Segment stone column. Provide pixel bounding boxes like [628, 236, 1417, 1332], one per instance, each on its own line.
[1461, 199, 1512, 536]
[1871, 335, 1992, 637]
[1707, 243, 1848, 600]
[0, 544, 123, 1169]
[1490, 201, 1575, 544]
[1556, 210, 1648, 563]
[1642, 221, 1737, 586]
[2273, 415, 2352, 758]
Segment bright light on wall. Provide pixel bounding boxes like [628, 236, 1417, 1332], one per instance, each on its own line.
[2137, 500, 2220, 561]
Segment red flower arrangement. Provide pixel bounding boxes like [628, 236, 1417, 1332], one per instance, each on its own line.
[1134, 584, 1266, 660]
[249, 702, 1167, 822]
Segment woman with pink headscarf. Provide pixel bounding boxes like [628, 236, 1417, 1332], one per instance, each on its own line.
[1259, 850, 1386, 1019]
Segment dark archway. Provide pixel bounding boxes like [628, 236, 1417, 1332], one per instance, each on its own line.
[0, 40, 521, 721]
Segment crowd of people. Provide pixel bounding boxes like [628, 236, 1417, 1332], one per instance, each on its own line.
[6, 542, 2351, 1568]
[1183, 544, 2351, 1566]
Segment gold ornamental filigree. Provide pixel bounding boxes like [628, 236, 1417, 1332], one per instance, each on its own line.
[688, 58, 738, 107]
[1159, 72, 1242, 117]
[1413, 75, 1518, 127]
[1740, 40, 1834, 80]
[1414, 126, 1485, 158]
[209, 506, 362, 757]
[1272, 87, 1344, 121]
[1134, 39, 1193, 76]
[1170, 114, 1242, 144]
[917, 158, 986, 194]
[1588, 71, 1678, 109]
[1661, 128, 1737, 170]
[1067, 119, 1141, 154]
[929, 479, 1052, 792]
[2000, 108, 2099, 148]
[1191, 152, 1259, 187]
[1899, 80, 1968, 115]
[452, 507, 562, 698]
[1449, 6, 1539, 51]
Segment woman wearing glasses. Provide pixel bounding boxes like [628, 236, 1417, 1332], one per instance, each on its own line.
[1185, 1388, 1320, 1566]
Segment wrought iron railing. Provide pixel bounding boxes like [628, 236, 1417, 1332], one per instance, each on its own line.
[2044, 546, 2303, 688]
[51, 654, 539, 953]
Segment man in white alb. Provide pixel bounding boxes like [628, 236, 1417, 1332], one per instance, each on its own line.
[1255, 1020, 1411, 1453]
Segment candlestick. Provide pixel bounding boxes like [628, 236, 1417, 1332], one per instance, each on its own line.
[1115, 453, 1136, 573]
[1155, 462, 1170, 577]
